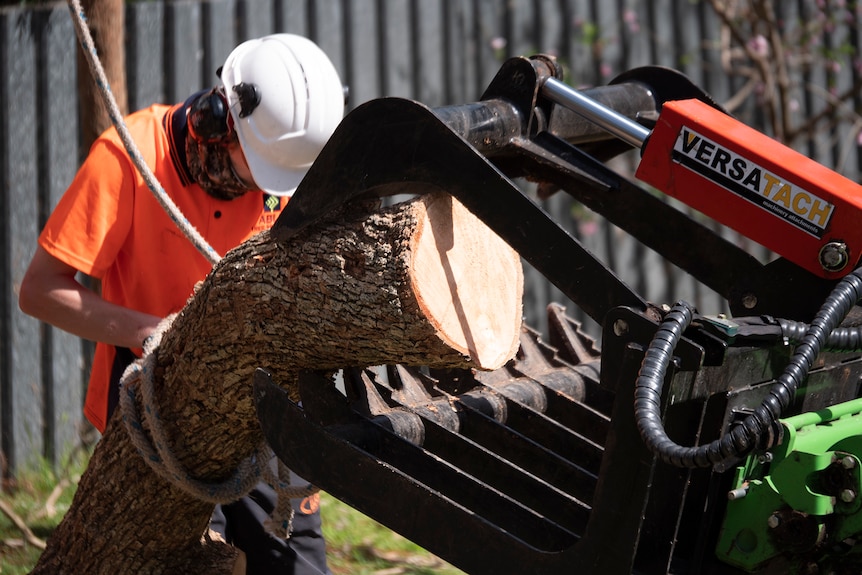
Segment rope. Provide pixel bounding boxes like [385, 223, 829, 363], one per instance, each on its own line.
[66, 0, 221, 266]
[119, 316, 264, 503]
[67, 0, 318, 536]
[119, 316, 319, 533]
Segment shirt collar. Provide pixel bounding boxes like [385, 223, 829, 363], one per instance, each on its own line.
[163, 90, 207, 187]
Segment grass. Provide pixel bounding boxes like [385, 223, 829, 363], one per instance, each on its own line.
[0, 456, 80, 575]
[0, 452, 465, 575]
[321, 495, 465, 575]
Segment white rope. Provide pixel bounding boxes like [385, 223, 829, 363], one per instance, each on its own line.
[67, 0, 221, 266]
[67, 0, 318, 536]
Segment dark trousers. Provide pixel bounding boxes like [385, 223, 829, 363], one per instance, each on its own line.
[110, 347, 331, 575]
[210, 471, 331, 575]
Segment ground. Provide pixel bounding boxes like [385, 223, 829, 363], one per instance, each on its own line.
[0, 453, 465, 575]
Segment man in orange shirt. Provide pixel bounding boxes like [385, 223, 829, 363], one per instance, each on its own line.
[19, 33, 344, 575]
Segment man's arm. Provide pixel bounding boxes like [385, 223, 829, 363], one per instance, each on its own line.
[19, 246, 162, 349]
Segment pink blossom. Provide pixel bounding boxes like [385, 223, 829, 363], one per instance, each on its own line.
[623, 9, 640, 33]
[579, 220, 599, 237]
[490, 37, 507, 51]
[747, 34, 769, 58]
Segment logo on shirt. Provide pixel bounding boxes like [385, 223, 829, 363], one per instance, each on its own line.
[264, 194, 282, 212]
[256, 194, 285, 232]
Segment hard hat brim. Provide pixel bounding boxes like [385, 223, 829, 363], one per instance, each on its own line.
[246, 161, 307, 197]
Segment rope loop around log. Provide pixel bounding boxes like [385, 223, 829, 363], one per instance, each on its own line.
[119, 315, 318, 536]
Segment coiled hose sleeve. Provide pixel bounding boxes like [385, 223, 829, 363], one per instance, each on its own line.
[779, 318, 862, 351]
[634, 268, 862, 469]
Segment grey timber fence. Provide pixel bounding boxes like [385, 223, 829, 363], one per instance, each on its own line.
[2, 0, 862, 477]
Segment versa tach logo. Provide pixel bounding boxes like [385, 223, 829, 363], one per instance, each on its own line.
[673, 127, 834, 238]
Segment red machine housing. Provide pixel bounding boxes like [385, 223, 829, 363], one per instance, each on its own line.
[635, 99, 862, 279]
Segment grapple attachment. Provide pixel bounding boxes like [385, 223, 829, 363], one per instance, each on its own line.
[256, 54, 862, 574]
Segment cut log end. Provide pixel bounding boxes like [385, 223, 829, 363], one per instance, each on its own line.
[410, 193, 523, 370]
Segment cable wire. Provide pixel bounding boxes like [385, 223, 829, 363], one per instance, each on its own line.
[634, 268, 862, 469]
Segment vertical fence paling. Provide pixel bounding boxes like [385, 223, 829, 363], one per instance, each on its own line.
[3, 6, 43, 479]
[0, 7, 12, 477]
[1, 0, 861, 478]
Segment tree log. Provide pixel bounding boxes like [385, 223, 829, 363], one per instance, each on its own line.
[31, 192, 523, 574]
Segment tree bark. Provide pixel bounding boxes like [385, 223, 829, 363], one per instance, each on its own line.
[31, 193, 523, 574]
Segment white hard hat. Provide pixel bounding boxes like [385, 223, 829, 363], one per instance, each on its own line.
[220, 34, 344, 196]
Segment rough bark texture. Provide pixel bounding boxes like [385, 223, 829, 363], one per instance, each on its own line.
[31, 193, 523, 574]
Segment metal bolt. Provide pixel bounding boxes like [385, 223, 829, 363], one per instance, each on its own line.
[727, 486, 748, 500]
[767, 513, 781, 529]
[613, 319, 629, 337]
[758, 452, 773, 465]
[840, 489, 857, 503]
[819, 241, 849, 272]
[741, 292, 758, 310]
[842, 455, 857, 470]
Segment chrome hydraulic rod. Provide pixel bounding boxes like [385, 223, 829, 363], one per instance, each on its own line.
[542, 77, 651, 149]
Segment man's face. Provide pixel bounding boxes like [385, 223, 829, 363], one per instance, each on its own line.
[227, 140, 256, 189]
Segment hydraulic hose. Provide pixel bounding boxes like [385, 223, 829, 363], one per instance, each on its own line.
[634, 267, 862, 469]
[778, 318, 862, 351]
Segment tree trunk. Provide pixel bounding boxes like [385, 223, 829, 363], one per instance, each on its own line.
[76, 0, 127, 155]
[31, 193, 523, 574]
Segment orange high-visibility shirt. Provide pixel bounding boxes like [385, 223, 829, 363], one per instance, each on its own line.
[39, 102, 286, 432]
